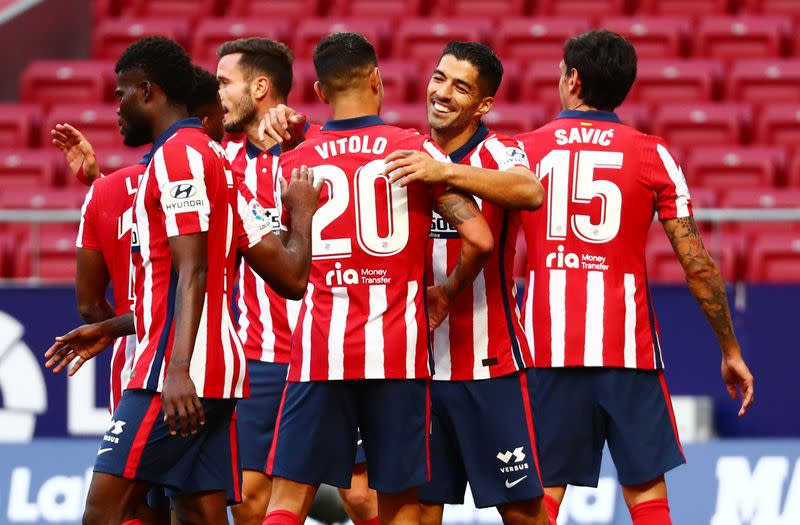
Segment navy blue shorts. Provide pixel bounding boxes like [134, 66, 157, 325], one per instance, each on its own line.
[266, 379, 428, 493]
[94, 389, 242, 504]
[535, 368, 685, 487]
[419, 369, 544, 508]
[236, 360, 288, 472]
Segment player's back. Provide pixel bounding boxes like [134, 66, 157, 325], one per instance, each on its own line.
[517, 110, 691, 370]
[279, 115, 446, 382]
[130, 120, 246, 398]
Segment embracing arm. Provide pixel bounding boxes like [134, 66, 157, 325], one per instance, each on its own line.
[437, 164, 543, 211]
[243, 216, 312, 300]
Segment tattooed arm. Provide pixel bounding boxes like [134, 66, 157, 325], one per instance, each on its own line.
[427, 190, 493, 330]
[662, 217, 754, 416]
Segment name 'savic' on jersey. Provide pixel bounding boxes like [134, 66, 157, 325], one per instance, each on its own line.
[427, 123, 534, 381]
[517, 110, 692, 370]
[77, 160, 146, 411]
[279, 115, 448, 382]
[129, 118, 247, 398]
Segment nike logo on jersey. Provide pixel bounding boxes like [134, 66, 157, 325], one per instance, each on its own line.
[505, 475, 527, 489]
[97, 448, 113, 456]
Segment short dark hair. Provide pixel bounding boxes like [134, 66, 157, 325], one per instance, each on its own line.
[188, 65, 220, 114]
[313, 32, 378, 93]
[563, 30, 637, 111]
[217, 37, 293, 100]
[115, 36, 194, 105]
[440, 41, 504, 97]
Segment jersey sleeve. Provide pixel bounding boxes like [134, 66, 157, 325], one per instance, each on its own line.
[419, 138, 451, 199]
[76, 184, 101, 250]
[235, 180, 270, 251]
[154, 144, 212, 237]
[257, 154, 287, 234]
[643, 137, 693, 220]
[484, 137, 530, 171]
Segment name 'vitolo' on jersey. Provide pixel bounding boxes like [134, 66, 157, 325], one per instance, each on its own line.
[428, 123, 534, 381]
[279, 115, 448, 382]
[517, 110, 692, 370]
[129, 118, 247, 398]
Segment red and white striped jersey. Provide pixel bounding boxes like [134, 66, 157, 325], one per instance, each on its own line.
[279, 115, 448, 382]
[128, 119, 248, 398]
[76, 162, 144, 411]
[427, 125, 534, 380]
[516, 110, 693, 370]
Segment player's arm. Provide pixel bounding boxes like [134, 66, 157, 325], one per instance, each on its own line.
[662, 216, 754, 416]
[50, 123, 101, 186]
[44, 313, 134, 375]
[242, 166, 322, 299]
[75, 248, 114, 323]
[163, 232, 208, 437]
[428, 190, 494, 330]
[385, 150, 544, 211]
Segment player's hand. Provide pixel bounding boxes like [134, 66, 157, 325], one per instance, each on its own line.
[280, 165, 323, 217]
[258, 104, 307, 151]
[721, 354, 754, 417]
[44, 322, 114, 376]
[385, 150, 448, 187]
[161, 366, 205, 437]
[426, 285, 454, 331]
[50, 123, 99, 186]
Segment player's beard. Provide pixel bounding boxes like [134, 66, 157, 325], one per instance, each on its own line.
[121, 107, 152, 147]
[224, 92, 258, 134]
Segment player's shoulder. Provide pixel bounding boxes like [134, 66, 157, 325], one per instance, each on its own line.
[95, 163, 145, 192]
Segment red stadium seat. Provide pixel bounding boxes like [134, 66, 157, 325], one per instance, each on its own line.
[92, 18, 190, 60]
[44, 104, 124, 150]
[432, 0, 527, 20]
[483, 104, 547, 137]
[82, 147, 150, 184]
[637, 0, 732, 16]
[651, 103, 752, 148]
[741, 0, 800, 20]
[720, 188, 800, 235]
[14, 229, 80, 282]
[191, 18, 290, 61]
[0, 187, 86, 209]
[535, 0, 626, 17]
[379, 60, 419, 103]
[19, 61, 114, 109]
[291, 60, 318, 104]
[227, 0, 320, 19]
[598, 16, 690, 58]
[646, 229, 741, 283]
[518, 60, 568, 108]
[393, 19, 492, 67]
[0, 104, 41, 148]
[495, 18, 592, 64]
[129, 0, 218, 21]
[331, 0, 422, 17]
[628, 59, 722, 103]
[380, 104, 428, 133]
[0, 231, 17, 278]
[693, 16, 790, 61]
[786, 150, 800, 186]
[684, 146, 785, 192]
[726, 60, 800, 105]
[293, 18, 389, 59]
[615, 103, 652, 133]
[754, 104, 800, 147]
[747, 233, 800, 282]
[0, 149, 59, 189]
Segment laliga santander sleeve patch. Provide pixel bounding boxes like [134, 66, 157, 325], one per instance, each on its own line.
[160, 179, 210, 217]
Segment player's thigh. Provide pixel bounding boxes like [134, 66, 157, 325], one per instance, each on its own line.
[172, 490, 228, 525]
[83, 471, 151, 524]
[231, 471, 272, 523]
[601, 369, 686, 486]
[358, 379, 429, 494]
[418, 381, 468, 506]
[268, 380, 359, 488]
[237, 361, 288, 472]
[445, 370, 544, 508]
[338, 464, 378, 522]
[534, 368, 607, 488]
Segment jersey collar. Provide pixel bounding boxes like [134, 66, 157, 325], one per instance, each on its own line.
[556, 110, 621, 123]
[138, 152, 152, 165]
[448, 121, 490, 164]
[265, 121, 312, 156]
[246, 139, 263, 160]
[322, 115, 384, 131]
[149, 117, 204, 155]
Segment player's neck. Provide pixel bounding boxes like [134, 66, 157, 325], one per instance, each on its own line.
[564, 101, 601, 112]
[151, 107, 191, 142]
[329, 93, 380, 121]
[431, 121, 481, 155]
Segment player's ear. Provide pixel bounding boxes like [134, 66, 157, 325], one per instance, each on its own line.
[252, 75, 270, 101]
[568, 67, 581, 95]
[313, 81, 329, 105]
[475, 96, 494, 119]
[370, 67, 382, 95]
